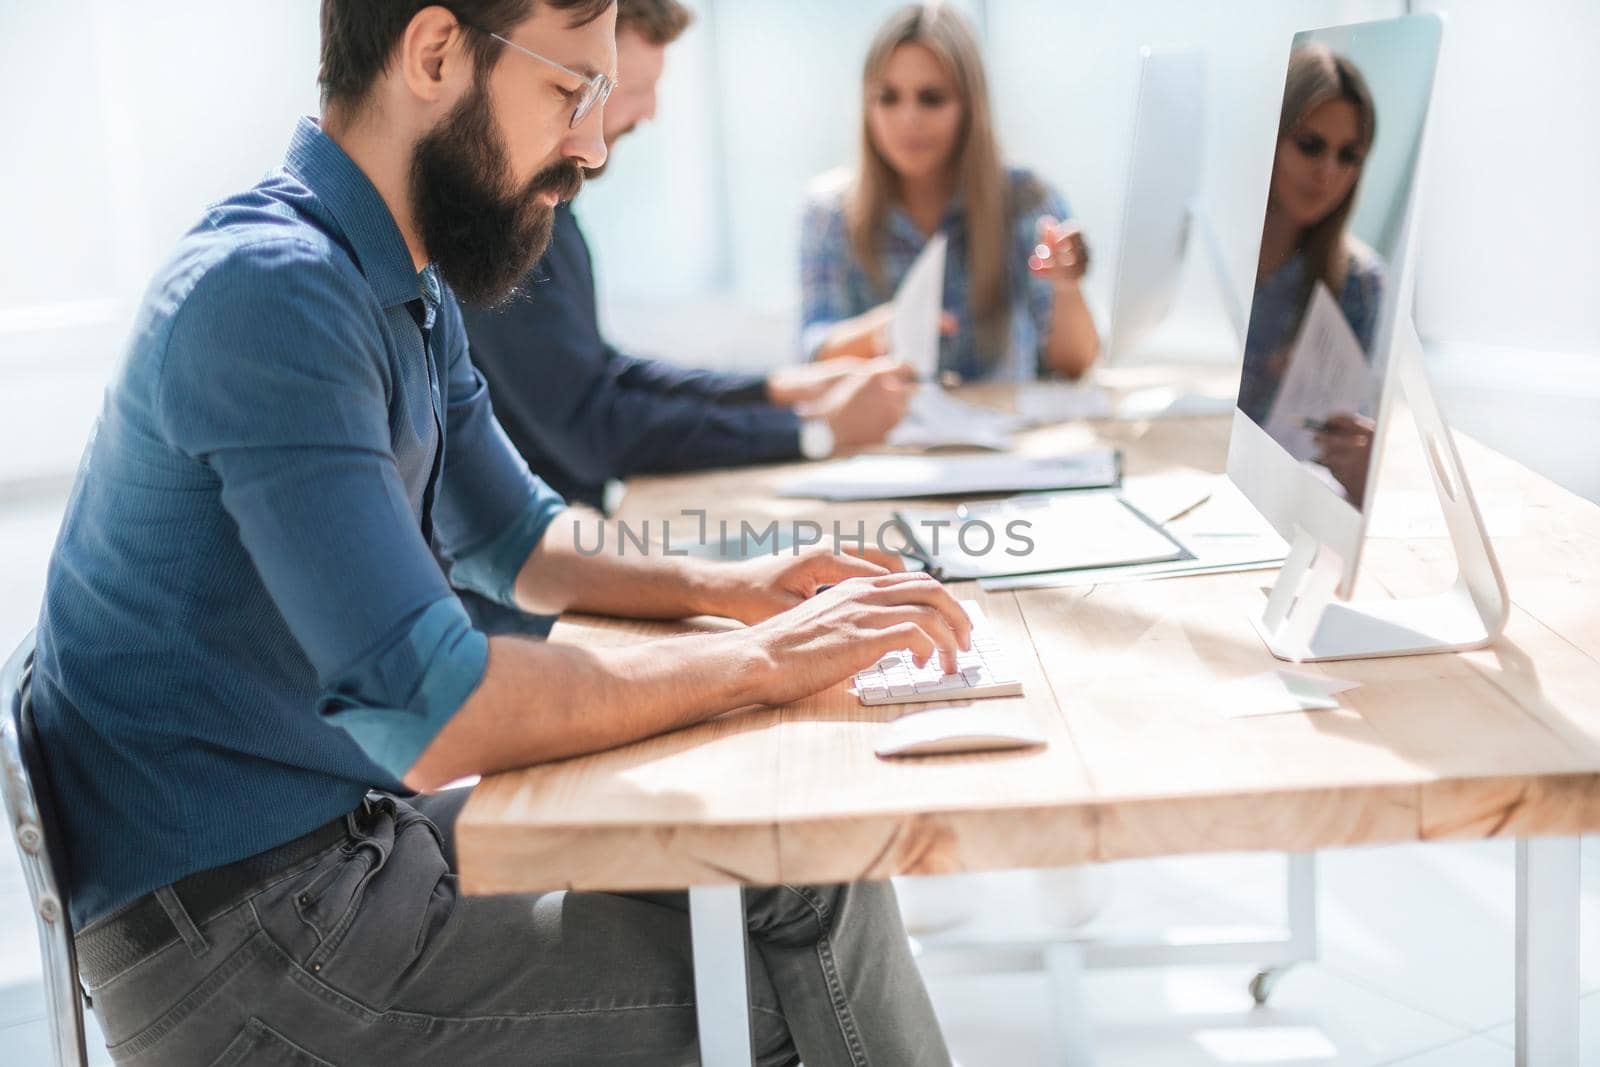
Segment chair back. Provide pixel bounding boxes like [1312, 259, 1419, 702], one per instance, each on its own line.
[2, 631, 89, 1067]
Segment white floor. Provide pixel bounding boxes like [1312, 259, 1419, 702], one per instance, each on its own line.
[6, 486, 1600, 1067]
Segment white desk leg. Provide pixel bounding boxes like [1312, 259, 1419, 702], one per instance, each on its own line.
[1515, 836, 1580, 1066]
[1045, 943, 1097, 1066]
[689, 884, 754, 1067]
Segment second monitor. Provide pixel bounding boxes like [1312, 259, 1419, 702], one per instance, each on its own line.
[1226, 13, 1508, 662]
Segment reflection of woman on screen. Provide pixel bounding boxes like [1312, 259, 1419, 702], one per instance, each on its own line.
[1239, 46, 1385, 427]
[1240, 45, 1386, 504]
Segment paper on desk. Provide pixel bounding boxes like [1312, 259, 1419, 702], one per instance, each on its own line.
[1212, 669, 1360, 719]
[1115, 387, 1237, 421]
[1016, 381, 1115, 425]
[981, 539, 1284, 591]
[1262, 282, 1376, 463]
[979, 479, 1288, 591]
[890, 232, 948, 380]
[1117, 473, 1219, 525]
[887, 384, 1023, 451]
[899, 492, 1188, 579]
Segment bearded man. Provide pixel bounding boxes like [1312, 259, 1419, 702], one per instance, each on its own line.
[460, 0, 912, 515]
[29, 2, 959, 1063]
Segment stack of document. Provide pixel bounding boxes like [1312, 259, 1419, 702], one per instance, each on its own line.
[888, 385, 1026, 451]
[777, 447, 1120, 502]
[979, 474, 1288, 591]
[896, 493, 1188, 581]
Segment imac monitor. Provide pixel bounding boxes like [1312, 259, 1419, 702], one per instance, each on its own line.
[1226, 14, 1443, 598]
[1104, 46, 1209, 366]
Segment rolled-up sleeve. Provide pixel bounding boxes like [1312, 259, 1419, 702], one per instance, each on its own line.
[431, 295, 568, 609]
[157, 241, 486, 779]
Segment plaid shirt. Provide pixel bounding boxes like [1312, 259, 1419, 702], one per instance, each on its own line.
[1237, 245, 1386, 424]
[799, 167, 1072, 381]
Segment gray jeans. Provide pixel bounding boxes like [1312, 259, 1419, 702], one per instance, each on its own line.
[82, 793, 953, 1066]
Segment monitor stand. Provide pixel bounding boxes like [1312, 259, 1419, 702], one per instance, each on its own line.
[1252, 322, 1510, 662]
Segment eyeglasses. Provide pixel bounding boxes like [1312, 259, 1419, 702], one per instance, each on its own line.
[478, 29, 616, 129]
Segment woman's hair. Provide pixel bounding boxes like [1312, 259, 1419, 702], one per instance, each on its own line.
[846, 3, 1023, 358]
[1275, 44, 1378, 298]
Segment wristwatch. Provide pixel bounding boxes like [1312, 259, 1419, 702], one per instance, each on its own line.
[799, 417, 836, 460]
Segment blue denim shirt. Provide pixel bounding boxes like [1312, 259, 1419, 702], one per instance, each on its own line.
[799, 167, 1071, 380]
[33, 118, 566, 926]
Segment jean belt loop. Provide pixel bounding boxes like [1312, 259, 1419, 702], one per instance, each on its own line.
[153, 885, 210, 959]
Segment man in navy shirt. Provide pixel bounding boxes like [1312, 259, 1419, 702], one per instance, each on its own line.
[33, 2, 960, 1063]
[462, 0, 912, 511]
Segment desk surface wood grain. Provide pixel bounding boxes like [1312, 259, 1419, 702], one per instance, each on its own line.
[458, 383, 1600, 895]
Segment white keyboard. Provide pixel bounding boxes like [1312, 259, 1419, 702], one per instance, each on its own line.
[853, 600, 1023, 706]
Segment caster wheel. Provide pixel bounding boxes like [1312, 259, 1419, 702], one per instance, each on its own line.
[1249, 968, 1285, 1006]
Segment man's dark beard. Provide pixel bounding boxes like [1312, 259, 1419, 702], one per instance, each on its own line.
[410, 83, 586, 307]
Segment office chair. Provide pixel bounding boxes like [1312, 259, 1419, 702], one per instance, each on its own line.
[2, 631, 90, 1067]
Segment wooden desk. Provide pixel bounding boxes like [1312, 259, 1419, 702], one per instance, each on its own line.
[459, 390, 1600, 1065]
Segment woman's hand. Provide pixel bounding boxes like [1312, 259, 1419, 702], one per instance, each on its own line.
[1312, 412, 1376, 503]
[767, 358, 877, 406]
[1028, 217, 1090, 288]
[1032, 216, 1101, 378]
[814, 302, 958, 362]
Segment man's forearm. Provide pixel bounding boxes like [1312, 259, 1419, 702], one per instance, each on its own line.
[512, 508, 736, 620]
[402, 626, 770, 791]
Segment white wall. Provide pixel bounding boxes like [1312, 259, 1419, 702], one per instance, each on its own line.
[1, 0, 322, 486]
[3, 1, 1597, 498]
[1413, 0, 1599, 358]
[1411, 0, 1600, 502]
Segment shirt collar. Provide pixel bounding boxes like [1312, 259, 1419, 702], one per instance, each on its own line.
[885, 189, 967, 248]
[283, 116, 425, 309]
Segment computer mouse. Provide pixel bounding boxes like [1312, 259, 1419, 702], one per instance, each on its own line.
[874, 707, 1046, 758]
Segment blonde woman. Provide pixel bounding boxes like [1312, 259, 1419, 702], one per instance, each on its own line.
[1239, 44, 1386, 501]
[800, 3, 1100, 381]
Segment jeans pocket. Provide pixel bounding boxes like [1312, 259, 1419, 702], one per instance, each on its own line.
[293, 809, 398, 949]
[208, 1017, 336, 1066]
[298, 817, 453, 1010]
[291, 848, 375, 944]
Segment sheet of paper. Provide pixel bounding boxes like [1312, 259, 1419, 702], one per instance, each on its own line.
[887, 385, 1022, 451]
[1262, 281, 1376, 462]
[1117, 473, 1219, 525]
[980, 537, 1285, 591]
[1015, 381, 1115, 425]
[1276, 668, 1361, 698]
[1210, 669, 1360, 719]
[890, 233, 948, 380]
[1168, 478, 1282, 538]
[979, 482, 1288, 591]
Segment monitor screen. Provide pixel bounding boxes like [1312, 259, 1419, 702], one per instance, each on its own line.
[1237, 19, 1441, 511]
